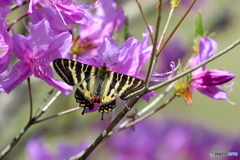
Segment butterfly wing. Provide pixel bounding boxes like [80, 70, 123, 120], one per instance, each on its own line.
[53, 59, 98, 113]
[53, 59, 147, 117]
[75, 79, 95, 114]
[98, 76, 117, 114]
[109, 72, 147, 100]
[53, 58, 95, 86]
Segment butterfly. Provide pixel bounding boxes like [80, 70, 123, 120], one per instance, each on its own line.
[53, 58, 146, 119]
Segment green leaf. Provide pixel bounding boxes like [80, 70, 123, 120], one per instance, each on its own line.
[195, 12, 203, 38]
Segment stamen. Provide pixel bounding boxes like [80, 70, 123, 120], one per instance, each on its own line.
[138, 60, 178, 82]
[226, 98, 236, 105]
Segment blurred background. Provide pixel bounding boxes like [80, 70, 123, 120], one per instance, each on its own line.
[1, 0, 240, 159]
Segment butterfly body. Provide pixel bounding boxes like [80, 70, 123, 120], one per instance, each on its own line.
[53, 58, 146, 118]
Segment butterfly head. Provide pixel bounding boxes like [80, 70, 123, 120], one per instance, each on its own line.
[99, 63, 110, 72]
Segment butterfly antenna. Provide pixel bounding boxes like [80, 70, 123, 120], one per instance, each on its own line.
[107, 57, 116, 68]
[92, 57, 102, 67]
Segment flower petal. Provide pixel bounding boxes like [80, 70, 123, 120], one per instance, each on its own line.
[39, 67, 73, 95]
[199, 37, 218, 62]
[29, 8, 71, 33]
[46, 31, 72, 60]
[0, 61, 32, 93]
[13, 18, 54, 60]
[97, 37, 120, 65]
[43, 77, 73, 95]
[12, 32, 31, 60]
[197, 86, 228, 100]
[25, 135, 52, 160]
[189, 37, 218, 71]
[192, 69, 235, 86]
[141, 91, 156, 102]
[0, 8, 13, 73]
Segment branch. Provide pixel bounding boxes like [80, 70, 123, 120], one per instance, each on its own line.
[75, 97, 140, 159]
[27, 78, 33, 120]
[145, 0, 162, 86]
[33, 106, 81, 124]
[108, 94, 176, 137]
[135, 0, 154, 44]
[0, 122, 32, 159]
[156, 0, 197, 55]
[7, 12, 28, 31]
[0, 90, 62, 159]
[157, 4, 175, 49]
[119, 82, 175, 128]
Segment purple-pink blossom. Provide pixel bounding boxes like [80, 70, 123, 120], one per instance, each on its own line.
[0, 18, 73, 94]
[28, 0, 87, 26]
[106, 119, 237, 160]
[71, 0, 126, 56]
[25, 135, 88, 160]
[0, 0, 14, 7]
[0, 8, 12, 74]
[189, 37, 235, 100]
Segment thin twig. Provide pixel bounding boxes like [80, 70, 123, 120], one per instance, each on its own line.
[34, 91, 61, 119]
[34, 89, 54, 118]
[149, 38, 240, 91]
[9, 0, 28, 11]
[138, 82, 175, 116]
[145, 0, 162, 86]
[135, 0, 154, 44]
[76, 97, 141, 160]
[7, 12, 28, 31]
[0, 90, 62, 159]
[156, 0, 197, 55]
[109, 94, 176, 137]
[0, 122, 32, 159]
[33, 106, 81, 124]
[119, 82, 175, 128]
[157, 6, 175, 49]
[27, 78, 33, 120]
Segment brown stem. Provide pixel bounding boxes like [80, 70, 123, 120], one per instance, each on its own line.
[27, 78, 33, 120]
[78, 97, 140, 159]
[145, 0, 162, 86]
[135, 0, 154, 44]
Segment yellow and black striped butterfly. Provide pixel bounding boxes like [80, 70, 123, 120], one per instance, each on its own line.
[53, 58, 146, 119]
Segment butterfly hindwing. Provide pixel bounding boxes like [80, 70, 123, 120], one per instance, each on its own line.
[75, 82, 95, 114]
[98, 78, 117, 113]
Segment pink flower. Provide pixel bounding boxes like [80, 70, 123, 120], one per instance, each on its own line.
[0, 8, 12, 74]
[28, 0, 87, 25]
[189, 37, 235, 100]
[71, 0, 126, 56]
[0, 19, 73, 94]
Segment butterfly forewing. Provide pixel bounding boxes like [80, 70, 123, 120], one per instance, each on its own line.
[53, 59, 96, 86]
[110, 72, 146, 100]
